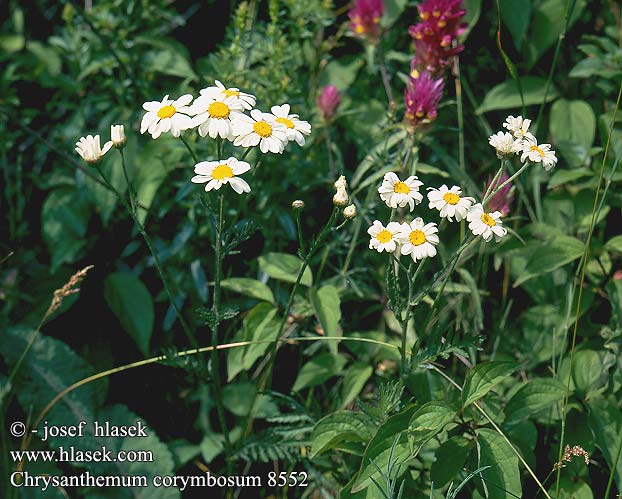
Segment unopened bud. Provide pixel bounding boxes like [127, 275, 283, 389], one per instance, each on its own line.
[343, 204, 356, 219]
[334, 175, 347, 190]
[292, 200, 305, 210]
[333, 186, 349, 206]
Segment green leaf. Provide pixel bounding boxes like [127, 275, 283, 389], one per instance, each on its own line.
[104, 272, 154, 355]
[200, 432, 225, 464]
[259, 252, 313, 287]
[42, 188, 90, 271]
[572, 349, 608, 396]
[351, 129, 408, 187]
[292, 353, 347, 392]
[587, 398, 622, 492]
[221, 277, 275, 303]
[499, 0, 532, 50]
[550, 99, 596, 151]
[352, 404, 418, 493]
[430, 436, 472, 488]
[310, 285, 342, 353]
[381, 0, 408, 27]
[462, 361, 517, 408]
[311, 411, 375, 458]
[514, 235, 584, 286]
[409, 401, 456, 444]
[227, 303, 278, 381]
[504, 378, 566, 423]
[142, 48, 197, 80]
[476, 76, 558, 114]
[83, 152, 126, 226]
[341, 362, 373, 409]
[318, 57, 363, 91]
[475, 428, 522, 499]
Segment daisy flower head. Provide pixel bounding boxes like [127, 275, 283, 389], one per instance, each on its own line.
[520, 137, 558, 171]
[188, 94, 245, 140]
[368, 221, 402, 253]
[270, 104, 312, 146]
[488, 131, 521, 158]
[200, 80, 256, 110]
[231, 109, 288, 153]
[190, 157, 251, 194]
[427, 184, 475, 222]
[378, 172, 424, 211]
[502, 115, 535, 141]
[467, 203, 507, 242]
[141, 94, 194, 139]
[110, 124, 126, 148]
[75, 134, 113, 163]
[397, 218, 439, 262]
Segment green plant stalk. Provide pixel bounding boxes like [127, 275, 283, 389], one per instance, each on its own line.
[342, 187, 375, 276]
[454, 63, 465, 171]
[430, 365, 552, 498]
[180, 134, 199, 163]
[482, 161, 529, 206]
[209, 192, 233, 471]
[103, 156, 198, 348]
[400, 260, 425, 372]
[554, 81, 622, 497]
[604, 423, 622, 498]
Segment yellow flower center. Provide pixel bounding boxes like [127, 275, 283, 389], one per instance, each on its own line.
[212, 164, 234, 180]
[409, 229, 427, 246]
[530, 144, 545, 157]
[376, 230, 393, 244]
[393, 181, 411, 194]
[410, 69, 420, 79]
[253, 121, 273, 138]
[276, 117, 295, 129]
[481, 213, 497, 227]
[420, 12, 430, 20]
[208, 101, 230, 119]
[222, 89, 240, 98]
[355, 24, 365, 34]
[437, 20, 446, 28]
[443, 192, 460, 205]
[157, 105, 176, 119]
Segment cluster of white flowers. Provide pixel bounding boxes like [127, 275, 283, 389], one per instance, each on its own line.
[489, 115, 558, 170]
[368, 172, 508, 262]
[140, 80, 311, 154]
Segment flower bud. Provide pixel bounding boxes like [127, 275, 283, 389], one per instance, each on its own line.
[292, 200, 305, 210]
[334, 175, 347, 190]
[333, 186, 349, 206]
[343, 204, 357, 219]
[317, 85, 341, 121]
[111, 124, 126, 148]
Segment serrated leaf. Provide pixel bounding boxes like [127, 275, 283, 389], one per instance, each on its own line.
[463, 361, 517, 408]
[341, 362, 373, 409]
[475, 428, 522, 499]
[292, 353, 347, 392]
[259, 252, 313, 286]
[476, 76, 558, 114]
[311, 411, 374, 458]
[104, 272, 154, 355]
[221, 277, 274, 303]
[504, 378, 566, 423]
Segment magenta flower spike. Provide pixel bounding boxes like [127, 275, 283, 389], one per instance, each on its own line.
[485, 172, 515, 216]
[317, 85, 342, 121]
[348, 0, 384, 41]
[404, 71, 444, 127]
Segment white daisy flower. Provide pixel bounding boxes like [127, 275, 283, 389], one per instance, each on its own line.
[140, 94, 194, 139]
[427, 185, 475, 222]
[502, 115, 535, 141]
[269, 104, 312, 146]
[467, 203, 507, 242]
[200, 80, 256, 110]
[75, 134, 113, 163]
[110, 124, 126, 148]
[367, 221, 402, 253]
[378, 172, 423, 211]
[488, 131, 521, 157]
[397, 218, 439, 262]
[231, 109, 288, 154]
[190, 157, 251, 194]
[188, 95, 245, 140]
[519, 137, 558, 171]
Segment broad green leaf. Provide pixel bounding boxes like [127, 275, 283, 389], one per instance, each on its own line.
[504, 378, 566, 423]
[499, 0, 532, 50]
[104, 272, 154, 355]
[514, 235, 584, 286]
[409, 401, 456, 444]
[227, 303, 278, 381]
[142, 48, 197, 80]
[476, 76, 558, 114]
[0, 34, 24, 52]
[547, 168, 593, 188]
[318, 57, 363, 91]
[588, 398, 622, 492]
[462, 361, 517, 408]
[475, 429, 522, 499]
[311, 411, 374, 458]
[430, 436, 472, 488]
[525, 0, 587, 67]
[259, 252, 313, 287]
[222, 382, 277, 418]
[462, 0, 482, 37]
[310, 284, 342, 353]
[550, 478, 594, 499]
[200, 432, 224, 464]
[606, 235, 622, 253]
[42, 188, 90, 271]
[352, 404, 418, 493]
[341, 362, 373, 409]
[381, 0, 408, 27]
[292, 353, 347, 392]
[550, 99, 596, 150]
[571, 349, 608, 396]
[221, 277, 275, 303]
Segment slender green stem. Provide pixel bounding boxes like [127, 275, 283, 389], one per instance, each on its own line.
[555, 81, 622, 497]
[180, 135, 199, 163]
[98, 158, 197, 348]
[604, 423, 622, 498]
[400, 260, 425, 371]
[295, 210, 306, 254]
[241, 146, 254, 160]
[454, 62, 465, 171]
[209, 193, 232, 470]
[482, 162, 529, 206]
[119, 148, 135, 214]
